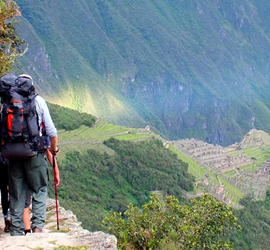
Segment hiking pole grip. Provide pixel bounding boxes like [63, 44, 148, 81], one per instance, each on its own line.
[53, 154, 60, 230]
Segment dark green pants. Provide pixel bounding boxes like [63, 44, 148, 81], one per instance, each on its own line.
[9, 153, 48, 236]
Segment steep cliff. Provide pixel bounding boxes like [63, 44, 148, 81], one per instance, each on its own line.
[0, 198, 117, 250]
[14, 0, 270, 145]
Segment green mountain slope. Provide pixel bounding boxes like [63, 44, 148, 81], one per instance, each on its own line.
[47, 104, 270, 249]
[14, 0, 270, 146]
[46, 105, 195, 231]
[46, 103, 194, 231]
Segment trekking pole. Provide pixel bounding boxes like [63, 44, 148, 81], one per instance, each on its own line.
[53, 154, 60, 230]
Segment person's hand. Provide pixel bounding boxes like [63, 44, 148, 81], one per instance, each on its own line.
[50, 146, 59, 156]
[54, 170, 60, 187]
[46, 148, 60, 187]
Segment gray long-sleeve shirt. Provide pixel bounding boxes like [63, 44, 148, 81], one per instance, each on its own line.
[36, 95, 57, 138]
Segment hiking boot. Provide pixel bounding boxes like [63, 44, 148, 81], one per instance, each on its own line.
[4, 218, 11, 233]
[32, 226, 43, 233]
[24, 229, 31, 235]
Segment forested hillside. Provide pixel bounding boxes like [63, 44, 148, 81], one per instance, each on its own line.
[14, 0, 270, 146]
[227, 194, 270, 250]
[47, 103, 96, 130]
[49, 138, 194, 231]
[45, 104, 270, 249]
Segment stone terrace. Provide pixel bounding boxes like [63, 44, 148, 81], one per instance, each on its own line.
[173, 139, 252, 173]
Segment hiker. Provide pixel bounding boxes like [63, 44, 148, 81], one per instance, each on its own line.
[23, 148, 60, 234]
[0, 154, 10, 232]
[0, 74, 59, 236]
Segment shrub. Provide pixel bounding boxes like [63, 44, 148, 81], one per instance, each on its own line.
[104, 194, 240, 250]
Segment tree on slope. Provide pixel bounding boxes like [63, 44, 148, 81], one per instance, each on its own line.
[104, 194, 240, 250]
[0, 0, 25, 74]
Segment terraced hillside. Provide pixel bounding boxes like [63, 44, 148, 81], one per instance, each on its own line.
[55, 114, 270, 208]
[172, 129, 270, 205]
[57, 119, 158, 162]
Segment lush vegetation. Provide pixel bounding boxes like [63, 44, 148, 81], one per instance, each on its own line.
[2, 2, 270, 246]
[227, 191, 270, 250]
[45, 105, 270, 249]
[48, 138, 195, 231]
[103, 138, 194, 193]
[104, 194, 239, 250]
[47, 103, 96, 131]
[0, 0, 26, 74]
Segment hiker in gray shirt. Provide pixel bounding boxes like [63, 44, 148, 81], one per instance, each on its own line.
[7, 74, 60, 236]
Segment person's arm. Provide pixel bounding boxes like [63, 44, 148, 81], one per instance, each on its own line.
[36, 96, 58, 153]
[49, 135, 58, 153]
[52, 158, 60, 187]
[36, 96, 60, 186]
[46, 149, 60, 187]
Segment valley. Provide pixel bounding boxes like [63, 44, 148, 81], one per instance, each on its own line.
[3, 0, 270, 247]
[43, 104, 270, 248]
[56, 117, 270, 208]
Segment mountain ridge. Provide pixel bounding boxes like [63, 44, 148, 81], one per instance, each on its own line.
[13, 0, 270, 146]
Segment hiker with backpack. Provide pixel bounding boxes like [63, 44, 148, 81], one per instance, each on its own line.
[0, 73, 59, 236]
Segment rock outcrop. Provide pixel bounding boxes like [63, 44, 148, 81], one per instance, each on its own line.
[0, 198, 117, 250]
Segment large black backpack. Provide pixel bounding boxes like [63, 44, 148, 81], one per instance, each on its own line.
[0, 74, 48, 160]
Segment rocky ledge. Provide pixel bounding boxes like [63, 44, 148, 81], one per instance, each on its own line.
[0, 198, 117, 250]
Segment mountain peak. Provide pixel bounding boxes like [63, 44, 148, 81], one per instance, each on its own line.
[240, 129, 270, 147]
